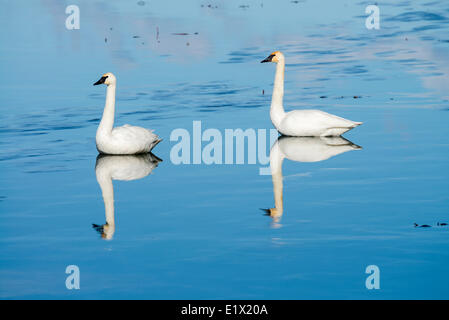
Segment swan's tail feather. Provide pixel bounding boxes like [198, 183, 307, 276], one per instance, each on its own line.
[351, 143, 363, 150]
[149, 138, 162, 151]
[148, 152, 163, 163]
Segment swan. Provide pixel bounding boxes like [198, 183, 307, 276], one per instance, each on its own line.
[93, 72, 161, 154]
[261, 51, 363, 137]
[93, 153, 162, 240]
[262, 136, 361, 226]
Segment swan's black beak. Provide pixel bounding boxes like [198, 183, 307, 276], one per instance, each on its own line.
[93, 76, 108, 86]
[261, 54, 275, 63]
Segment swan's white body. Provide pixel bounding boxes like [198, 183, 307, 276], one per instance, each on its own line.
[263, 52, 362, 137]
[94, 153, 161, 240]
[265, 136, 361, 226]
[95, 73, 161, 155]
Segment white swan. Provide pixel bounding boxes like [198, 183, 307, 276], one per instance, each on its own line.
[263, 136, 361, 226]
[93, 153, 162, 240]
[261, 51, 363, 137]
[93, 73, 161, 155]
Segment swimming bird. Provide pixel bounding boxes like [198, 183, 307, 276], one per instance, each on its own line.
[261, 51, 363, 137]
[93, 73, 161, 154]
[93, 153, 162, 240]
[262, 136, 361, 227]
[414, 223, 431, 228]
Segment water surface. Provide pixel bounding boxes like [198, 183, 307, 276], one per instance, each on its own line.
[0, 0, 448, 299]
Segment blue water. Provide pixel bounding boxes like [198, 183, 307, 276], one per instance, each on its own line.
[1, 0, 449, 299]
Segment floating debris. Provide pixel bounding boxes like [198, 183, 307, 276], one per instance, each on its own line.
[201, 4, 218, 8]
[414, 223, 431, 228]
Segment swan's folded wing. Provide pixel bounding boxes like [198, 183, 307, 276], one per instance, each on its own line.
[110, 125, 160, 153]
[112, 125, 157, 140]
[299, 110, 359, 127]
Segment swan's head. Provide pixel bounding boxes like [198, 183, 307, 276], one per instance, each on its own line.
[261, 51, 284, 63]
[93, 72, 116, 86]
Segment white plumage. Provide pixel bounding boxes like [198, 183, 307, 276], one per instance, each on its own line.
[93, 72, 161, 155]
[261, 51, 362, 137]
[94, 153, 162, 240]
[264, 136, 361, 227]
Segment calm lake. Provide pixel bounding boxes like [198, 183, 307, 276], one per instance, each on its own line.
[0, 0, 448, 299]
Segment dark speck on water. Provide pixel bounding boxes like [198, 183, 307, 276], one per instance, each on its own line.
[414, 223, 432, 228]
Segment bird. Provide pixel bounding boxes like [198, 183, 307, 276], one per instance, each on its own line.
[262, 136, 361, 227]
[437, 222, 448, 226]
[261, 51, 363, 137]
[414, 223, 431, 228]
[93, 153, 162, 240]
[93, 72, 161, 155]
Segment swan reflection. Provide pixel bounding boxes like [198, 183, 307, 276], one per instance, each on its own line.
[263, 136, 361, 228]
[93, 153, 162, 240]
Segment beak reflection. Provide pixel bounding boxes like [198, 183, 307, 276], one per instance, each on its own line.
[263, 136, 362, 228]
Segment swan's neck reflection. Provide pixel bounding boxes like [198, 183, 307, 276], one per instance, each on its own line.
[94, 153, 162, 240]
[264, 136, 361, 227]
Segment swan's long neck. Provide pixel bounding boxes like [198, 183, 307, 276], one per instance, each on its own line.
[96, 170, 115, 227]
[270, 59, 286, 128]
[270, 141, 284, 219]
[97, 84, 116, 135]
